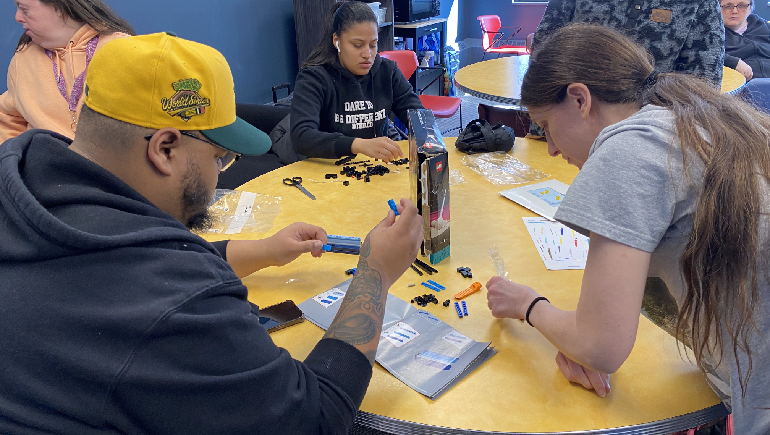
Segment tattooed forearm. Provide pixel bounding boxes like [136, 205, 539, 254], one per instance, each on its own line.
[325, 236, 387, 364]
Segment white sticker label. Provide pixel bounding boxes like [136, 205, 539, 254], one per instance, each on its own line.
[312, 288, 346, 308]
[381, 322, 420, 348]
[443, 331, 472, 349]
[225, 192, 258, 235]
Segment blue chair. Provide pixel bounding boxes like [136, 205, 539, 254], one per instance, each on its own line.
[740, 78, 770, 113]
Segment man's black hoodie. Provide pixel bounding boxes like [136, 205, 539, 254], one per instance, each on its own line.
[0, 130, 372, 434]
[290, 55, 423, 158]
[725, 13, 770, 78]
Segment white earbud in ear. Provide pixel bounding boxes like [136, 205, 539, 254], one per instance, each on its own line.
[335, 41, 341, 52]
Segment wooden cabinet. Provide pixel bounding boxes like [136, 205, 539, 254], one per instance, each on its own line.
[293, 0, 394, 68]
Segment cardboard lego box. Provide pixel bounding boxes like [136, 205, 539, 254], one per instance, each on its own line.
[408, 109, 450, 265]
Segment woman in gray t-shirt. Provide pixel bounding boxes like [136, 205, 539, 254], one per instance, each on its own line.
[486, 23, 770, 433]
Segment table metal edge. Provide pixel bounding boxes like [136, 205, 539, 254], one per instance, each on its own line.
[354, 403, 729, 435]
[453, 79, 522, 107]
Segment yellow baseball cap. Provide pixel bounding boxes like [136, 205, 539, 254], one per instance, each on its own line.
[83, 32, 271, 156]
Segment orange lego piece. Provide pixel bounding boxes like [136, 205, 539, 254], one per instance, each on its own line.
[454, 282, 482, 300]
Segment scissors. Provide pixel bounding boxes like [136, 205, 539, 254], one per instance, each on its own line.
[282, 176, 316, 200]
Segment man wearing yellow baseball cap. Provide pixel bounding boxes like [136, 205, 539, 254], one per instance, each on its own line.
[0, 32, 423, 434]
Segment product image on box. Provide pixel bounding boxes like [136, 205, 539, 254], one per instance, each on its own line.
[408, 109, 450, 265]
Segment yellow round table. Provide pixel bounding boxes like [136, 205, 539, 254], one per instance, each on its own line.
[206, 138, 726, 434]
[455, 56, 746, 105]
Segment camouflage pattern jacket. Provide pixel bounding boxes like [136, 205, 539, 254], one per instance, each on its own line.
[533, 0, 725, 85]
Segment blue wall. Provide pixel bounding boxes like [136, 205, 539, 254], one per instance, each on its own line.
[0, 0, 298, 104]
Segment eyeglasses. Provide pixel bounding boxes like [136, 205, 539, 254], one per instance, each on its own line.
[144, 131, 241, 173]
[720, 3, 751, 10]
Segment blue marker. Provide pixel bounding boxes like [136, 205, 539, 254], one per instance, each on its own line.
[427, 280, 445, 290]
[421, 282, 441, 292]
[388, 199, 400, 216]
[461, 300, 468, 316]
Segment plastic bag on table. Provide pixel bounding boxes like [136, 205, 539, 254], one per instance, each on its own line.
[199, 189, 281, 235]
[488, 245, 509, 279]
[449, 169, 466, 185]
[461, 152, 549, 185]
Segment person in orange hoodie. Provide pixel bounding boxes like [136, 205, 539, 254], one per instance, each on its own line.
[0, 0, 134, 142]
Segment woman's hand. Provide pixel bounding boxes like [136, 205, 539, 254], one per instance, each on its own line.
[555, 351, 611, 398]
[486, 275, 540, 319]
[736, 59, 753, 80]
[351, 137, 404, 162]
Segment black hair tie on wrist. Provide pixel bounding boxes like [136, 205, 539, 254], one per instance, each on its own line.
[525, 296, 550, 327]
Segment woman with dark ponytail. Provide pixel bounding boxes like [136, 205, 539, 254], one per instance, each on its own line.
[486, 23, 770, 433]
[288, 1, 423, 161]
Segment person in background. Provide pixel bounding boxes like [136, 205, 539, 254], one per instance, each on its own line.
[488, 23, 769, 433]
[527, 0, 725, 138]
[0, 0, 133, 142]
[533, 0, 725, 85]
[0, 32, 424, 434]
[288, 1, 423, 162]
[721, 0, 770, 80]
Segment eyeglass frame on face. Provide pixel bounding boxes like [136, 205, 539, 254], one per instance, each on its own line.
[720, 2, 751, 11]
[143, 130, 241, 173]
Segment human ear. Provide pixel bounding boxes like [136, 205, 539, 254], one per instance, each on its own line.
[146, 128, 184, 176]
[333, 34, 341, 52]
[565, 83, 592, 120]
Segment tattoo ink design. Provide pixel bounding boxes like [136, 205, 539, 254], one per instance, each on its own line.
[326, 235, 385, 362]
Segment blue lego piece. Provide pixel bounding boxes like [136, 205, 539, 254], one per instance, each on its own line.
[388, 199, 400, 216]
[461, 300, 468, 316]
[325, 235, 362, 255]
[454, 302, 463, 318]
[428, 279, 446, 290]
[421, 282, 441, 292]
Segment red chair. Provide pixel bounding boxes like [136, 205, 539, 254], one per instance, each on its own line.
[379, 50, 463, 134]
[477, 15, 529, 61]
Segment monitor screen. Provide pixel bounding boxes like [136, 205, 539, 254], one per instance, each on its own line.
[412, 0, 435, 15]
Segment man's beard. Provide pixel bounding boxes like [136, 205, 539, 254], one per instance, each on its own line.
[181, 159, 214, 231]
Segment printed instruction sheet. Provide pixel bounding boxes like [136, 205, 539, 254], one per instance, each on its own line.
[499, 180, 571, 220]
[523, 217, 590, 270]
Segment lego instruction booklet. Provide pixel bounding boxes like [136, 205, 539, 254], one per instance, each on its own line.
[298, 278, 496, 400]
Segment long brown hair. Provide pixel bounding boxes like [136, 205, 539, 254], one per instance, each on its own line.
[302, 1, 377, 69]
[16, 0, 135, 51]
[522, 23, 770, 398]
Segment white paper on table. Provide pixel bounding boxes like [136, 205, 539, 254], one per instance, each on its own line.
[522, 217, 589, 270]
[499, 180, 571, 220]
[224, 192, 258, 234]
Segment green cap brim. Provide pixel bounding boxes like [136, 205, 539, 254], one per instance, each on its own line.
[200, 116, 271, 156]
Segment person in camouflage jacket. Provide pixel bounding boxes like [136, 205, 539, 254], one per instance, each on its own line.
[527, 0, 725, 137]
[533, 0, 725, 85]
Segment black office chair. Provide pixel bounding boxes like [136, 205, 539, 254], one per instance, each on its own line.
[215, 103, 291, 190]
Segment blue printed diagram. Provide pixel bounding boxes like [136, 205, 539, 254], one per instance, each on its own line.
[415, 350, 459, 370]
[312, 288, 346, 308]
[382, 322, 421, 348]
[443, 331, 472, 348]
[527, 186, 565, 207]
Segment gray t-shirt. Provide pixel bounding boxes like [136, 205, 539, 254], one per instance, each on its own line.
[554, 105, 770, 433]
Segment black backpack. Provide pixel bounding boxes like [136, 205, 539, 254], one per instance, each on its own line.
[455, 119, 514, 154]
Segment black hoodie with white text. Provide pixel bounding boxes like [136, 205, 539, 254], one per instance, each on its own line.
[290, 55, 423, 158]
